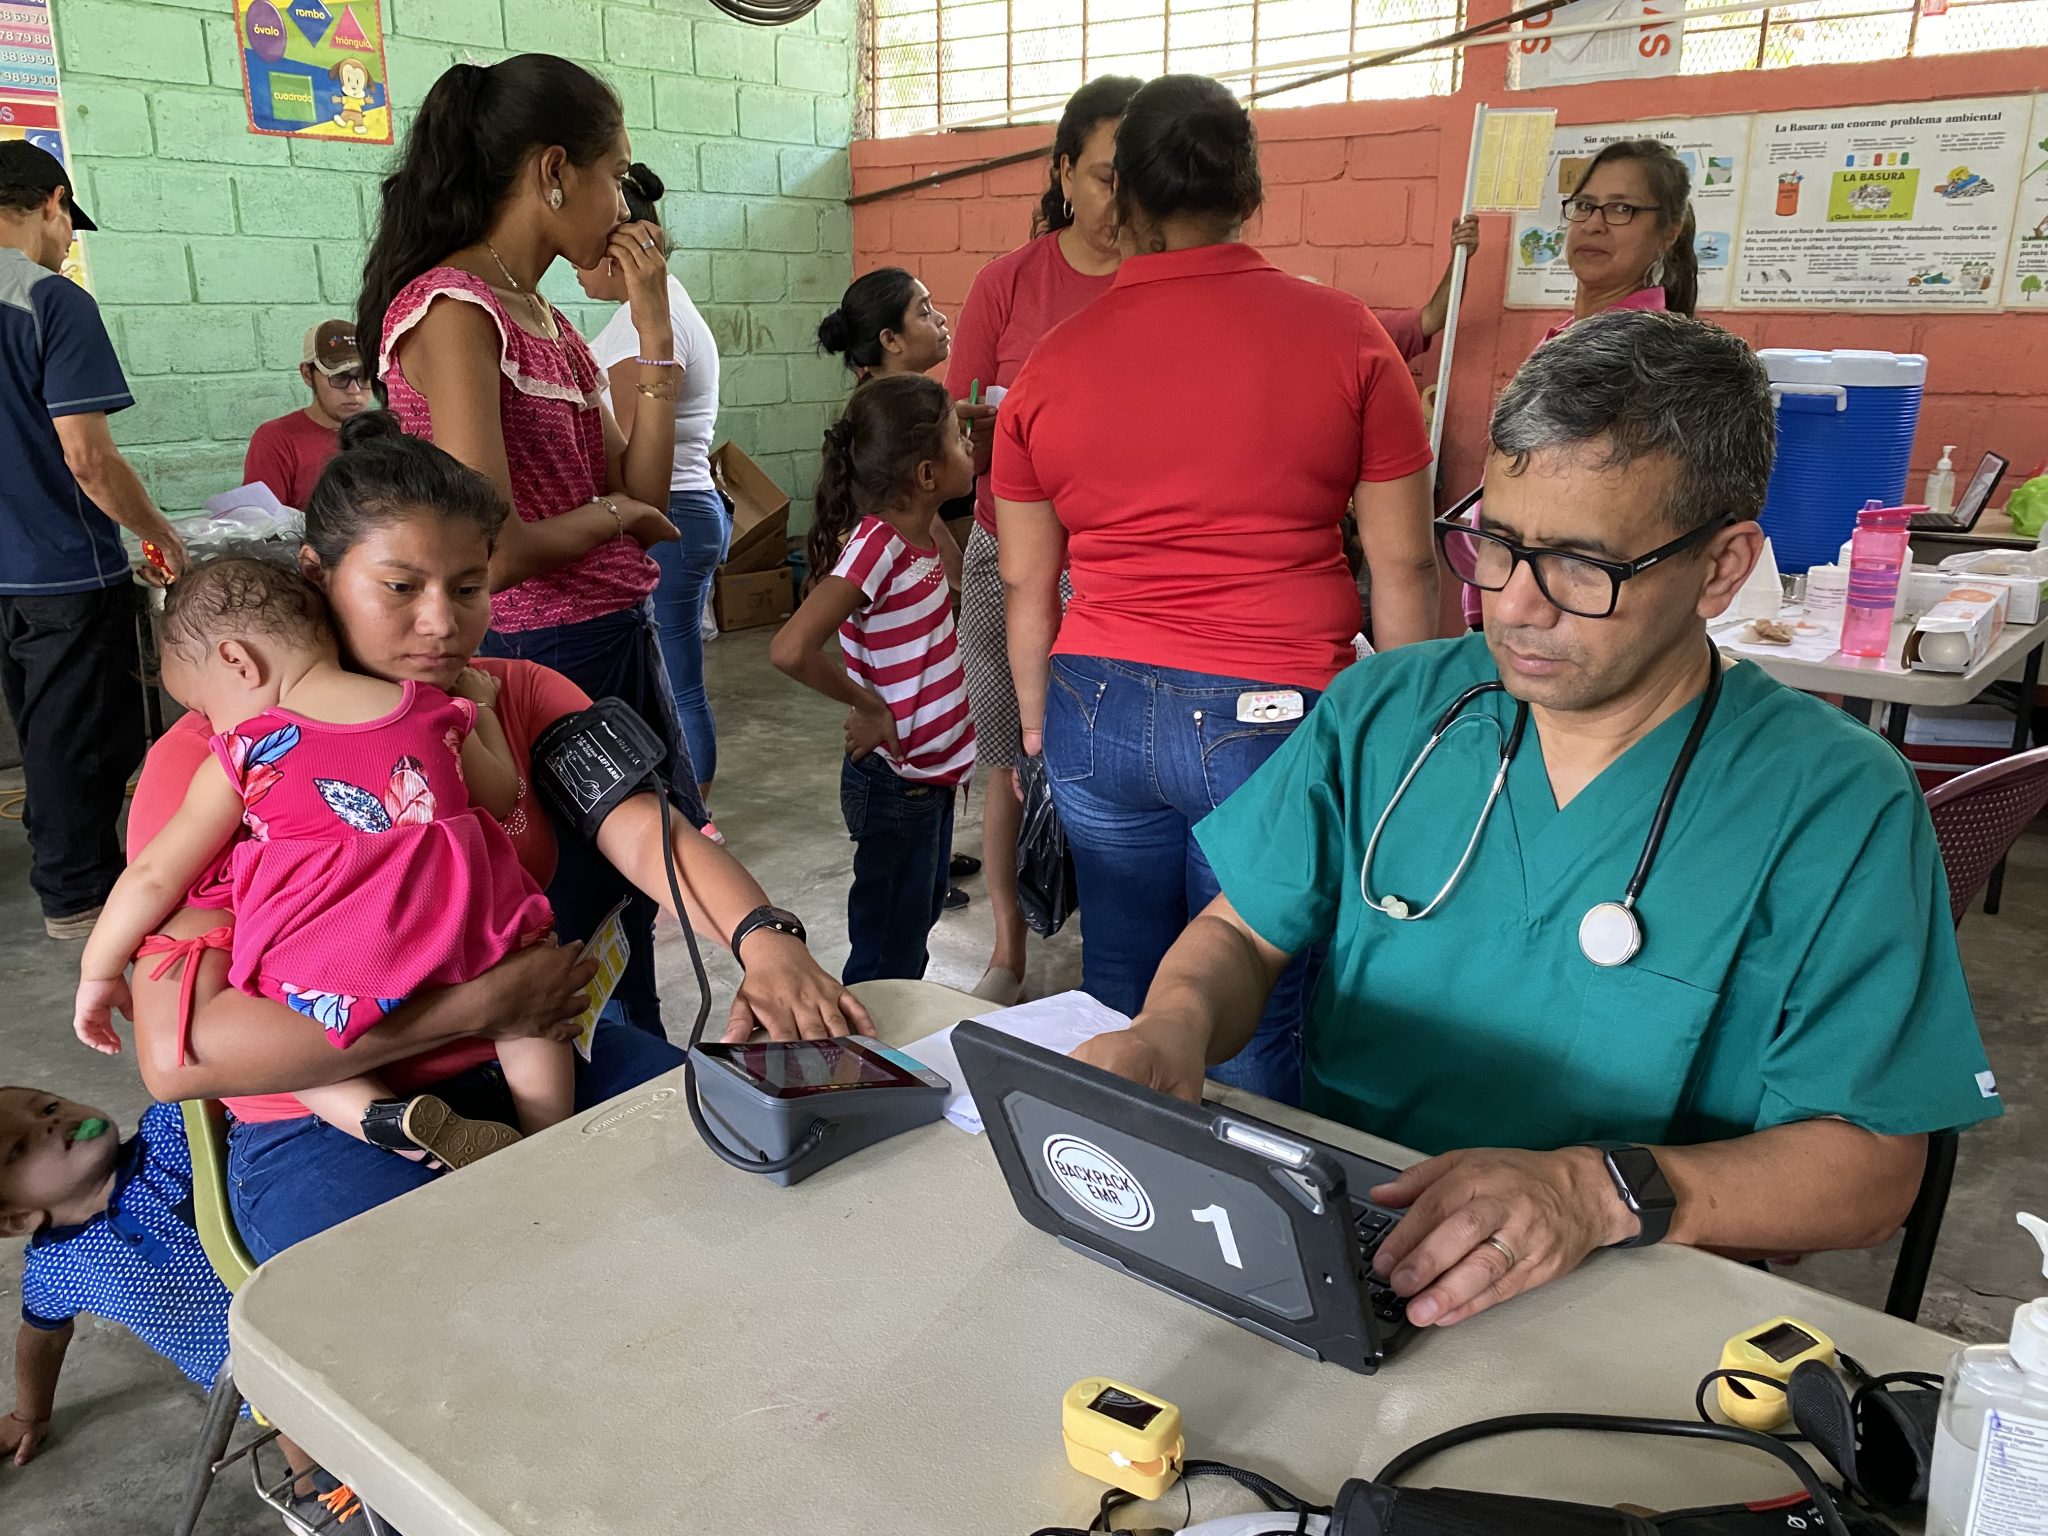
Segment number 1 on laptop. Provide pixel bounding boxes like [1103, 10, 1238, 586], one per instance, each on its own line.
[1191, 1203, 1244, 1269]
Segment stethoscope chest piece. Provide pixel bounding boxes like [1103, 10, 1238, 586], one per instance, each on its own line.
[1578, 901, 1643, 968]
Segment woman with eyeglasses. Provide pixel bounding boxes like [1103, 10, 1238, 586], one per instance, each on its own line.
[1558, 139, 1698, 325]
[1460, 138, 1698, 629]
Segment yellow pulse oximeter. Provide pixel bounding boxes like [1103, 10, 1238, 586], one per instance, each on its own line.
[1716, 1316, 1837, 1430]
[1061, 1378, 1184, 1501]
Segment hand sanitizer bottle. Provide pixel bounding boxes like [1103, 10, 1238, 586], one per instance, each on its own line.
[1926, 445, 1957, 522]
[1928, 1213, 2048, 1535]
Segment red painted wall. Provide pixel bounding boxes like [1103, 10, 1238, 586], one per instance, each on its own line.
[851, 3, 2048, 505]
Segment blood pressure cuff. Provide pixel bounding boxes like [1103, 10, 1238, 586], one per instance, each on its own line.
[1786, 1358, 1941, 1509]
[1327, 1484, 1894, 1536]
[530, 698, 668, 841]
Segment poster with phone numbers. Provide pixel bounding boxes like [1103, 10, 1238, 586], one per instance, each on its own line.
[1, 0, 88, 289]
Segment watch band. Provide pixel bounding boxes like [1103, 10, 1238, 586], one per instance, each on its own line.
[1587, 1141, 1677, 1248]
[730, 905, 807, 966]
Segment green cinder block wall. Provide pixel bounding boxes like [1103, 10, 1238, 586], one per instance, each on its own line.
[56, 0, 856, 532]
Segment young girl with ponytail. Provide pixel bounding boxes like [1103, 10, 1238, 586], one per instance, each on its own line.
[357, 53, 694, 1036]
[769, 377, 977, 985]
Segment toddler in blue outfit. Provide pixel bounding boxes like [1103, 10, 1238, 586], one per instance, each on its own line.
[2, 1086, 230, 1464]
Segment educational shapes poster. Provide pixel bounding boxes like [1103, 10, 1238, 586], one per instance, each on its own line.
[1504, 114, 1750, 311]
[2004, 94, 2048, 308]
[1735, 95, 2030, 310]
[234, 0, 391, 144]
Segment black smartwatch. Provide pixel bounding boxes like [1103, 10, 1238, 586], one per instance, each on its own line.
[1587, 1142, 1676, 1248]
[730, 905, 807, 966]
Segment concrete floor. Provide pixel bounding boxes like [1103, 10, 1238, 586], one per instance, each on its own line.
[1, 627, 2042, 1533]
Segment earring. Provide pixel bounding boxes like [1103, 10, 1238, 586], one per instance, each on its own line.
[548, 188, 563, 210]
[1062, 197, 1072, 221]
[1647, 258, 1665, 285]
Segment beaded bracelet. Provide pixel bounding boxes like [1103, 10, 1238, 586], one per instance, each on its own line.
[594, 495, 623, 537]
[635, 357, 680, 368]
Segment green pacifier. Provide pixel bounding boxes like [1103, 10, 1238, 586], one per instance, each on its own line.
[73, 1117, 109, 1142]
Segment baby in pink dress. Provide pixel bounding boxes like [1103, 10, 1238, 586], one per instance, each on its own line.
[74, 556, 569, 1164]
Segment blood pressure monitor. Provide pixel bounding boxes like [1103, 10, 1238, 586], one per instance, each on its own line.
[688, 1037, 949, 1187]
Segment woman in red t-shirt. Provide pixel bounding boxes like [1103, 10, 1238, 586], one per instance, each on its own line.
[994, 75, 1437, 1106]
[943, 74, 1139, 1006]
[124, 416, 871, 1262]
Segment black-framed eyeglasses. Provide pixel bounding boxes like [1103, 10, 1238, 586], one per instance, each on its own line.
[1434, 489, 1732, 620]
[1561, 195, 1657, 226]
[324, 370, 367, 391]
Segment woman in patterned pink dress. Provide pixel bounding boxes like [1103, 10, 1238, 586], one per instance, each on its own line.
[76, 556, 566, 1165]
[356, 53, 703, 1037]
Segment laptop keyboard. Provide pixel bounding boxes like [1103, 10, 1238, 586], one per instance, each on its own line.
[1352, 1204, 1410, 1332]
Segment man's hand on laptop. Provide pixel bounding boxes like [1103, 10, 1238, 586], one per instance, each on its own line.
[1071, 1017, 1208, 1104]
[1362, 1147, 1637, 1328]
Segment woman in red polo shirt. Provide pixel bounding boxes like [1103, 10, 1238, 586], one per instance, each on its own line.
[994, 74, 1436, 1106]
[944, 74, 1139, 1006]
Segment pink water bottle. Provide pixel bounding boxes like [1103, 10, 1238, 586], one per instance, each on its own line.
[1840, 500, 1912, 657]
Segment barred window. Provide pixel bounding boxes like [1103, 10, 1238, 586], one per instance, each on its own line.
[863, 0, 1465, 140]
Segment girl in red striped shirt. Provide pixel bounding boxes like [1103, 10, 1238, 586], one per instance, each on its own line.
[771, 376, 977, 983]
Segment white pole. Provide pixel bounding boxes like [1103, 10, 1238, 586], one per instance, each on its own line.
[1430, 103, 1487, 466]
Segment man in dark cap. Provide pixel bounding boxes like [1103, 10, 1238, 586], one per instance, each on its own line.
[0, 141, 187, 938]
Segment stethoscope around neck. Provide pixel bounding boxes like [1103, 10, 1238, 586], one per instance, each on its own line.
[1359, 644, 1725, 968]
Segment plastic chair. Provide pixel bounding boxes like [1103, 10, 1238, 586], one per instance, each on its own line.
[1884, 746, 2048, 1322]
[172, 1102, 384, 1536]
[172, 1099, 258, 1536]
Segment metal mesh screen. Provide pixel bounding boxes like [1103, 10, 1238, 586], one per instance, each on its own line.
[1509, 0, 2048, 88]
[864, 0, 1463, 139]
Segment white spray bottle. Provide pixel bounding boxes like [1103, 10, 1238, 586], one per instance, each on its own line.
[1927, 1212, 2048, 1535]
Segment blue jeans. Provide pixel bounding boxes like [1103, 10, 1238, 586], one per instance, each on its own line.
[226, 1022, 685, 1262]
[652, 488, 732, 788]
[840, 752, 954, 984]
[480, 602, 706, 1040]
[1043, 656, 1324, 1106]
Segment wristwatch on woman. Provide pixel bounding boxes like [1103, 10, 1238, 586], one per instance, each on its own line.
[730, 905, 807, 967]
[1587, 1142, 1677, 1248]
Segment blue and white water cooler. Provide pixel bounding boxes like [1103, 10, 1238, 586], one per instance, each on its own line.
[1757, 348, 1926, 573]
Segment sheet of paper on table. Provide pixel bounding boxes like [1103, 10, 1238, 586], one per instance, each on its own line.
[569, 899, 631, 1061]
[1711, 608, 1844, 664]
[902, 990, 1130, 1134]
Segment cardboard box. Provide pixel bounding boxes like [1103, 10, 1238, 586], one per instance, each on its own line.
[1935, 551, 2048, 624]
[1905, 584, 2008, 673]
[714, 566, 794, 632]
[711, 442, 790, 574]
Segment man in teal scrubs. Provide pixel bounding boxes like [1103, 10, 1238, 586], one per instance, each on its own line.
[1078, 310, 1999, 1332]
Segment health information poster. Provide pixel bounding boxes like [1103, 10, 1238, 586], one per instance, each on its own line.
[2003, 94, 2048, 308]
[1505, 114, 1750, 310]
[1735, 95, 2029, 310]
